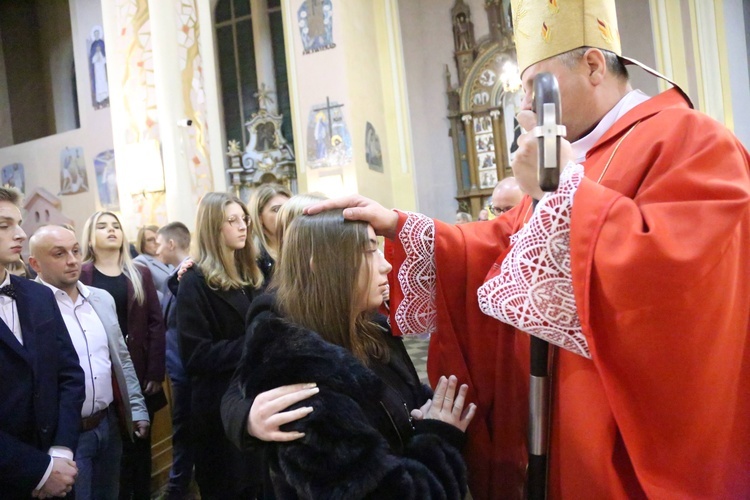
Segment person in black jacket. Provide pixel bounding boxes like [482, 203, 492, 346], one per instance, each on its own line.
[176, 192, 265, 499]
[225, 209, 476, 499]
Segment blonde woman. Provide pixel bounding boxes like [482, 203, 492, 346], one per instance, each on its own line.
[133, 225, 173, 298]
[175, 192, 264, 498]
[80, 211, 165, 500]
[247, 182, 291, 282]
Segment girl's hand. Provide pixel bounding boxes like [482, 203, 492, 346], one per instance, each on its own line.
[411, 375, 476, 432]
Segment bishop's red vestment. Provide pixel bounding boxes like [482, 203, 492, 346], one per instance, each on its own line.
[385, 88, 750, 499]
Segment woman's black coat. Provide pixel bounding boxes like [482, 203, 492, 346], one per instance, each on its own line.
[225, 294, 468, 499]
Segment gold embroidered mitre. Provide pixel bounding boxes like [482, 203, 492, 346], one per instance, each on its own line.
[511, 0, 622, 76]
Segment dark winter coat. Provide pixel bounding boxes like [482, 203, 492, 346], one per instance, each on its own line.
[233, 294, 468, 499]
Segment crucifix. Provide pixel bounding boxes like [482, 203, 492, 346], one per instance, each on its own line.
[254, 83, 276, 111]
[312, 97, 344, 140]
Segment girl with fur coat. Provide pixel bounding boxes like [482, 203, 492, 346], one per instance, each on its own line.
[230, 210, 476, 499]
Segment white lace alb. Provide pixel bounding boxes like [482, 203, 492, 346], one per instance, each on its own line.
[394, 212, 437, 336]
[477, 163, 589, 358]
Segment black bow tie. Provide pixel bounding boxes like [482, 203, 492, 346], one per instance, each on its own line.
[0, 284, 17, 301]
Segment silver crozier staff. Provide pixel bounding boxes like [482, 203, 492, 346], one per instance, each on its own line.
[527, 71, 565, 500]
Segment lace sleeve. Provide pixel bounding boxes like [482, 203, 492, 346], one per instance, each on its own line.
[477, 163, 590, 358]
[394, 211, 437, 336]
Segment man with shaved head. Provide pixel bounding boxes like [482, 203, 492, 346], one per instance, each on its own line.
[490, 177, 523, 217]
[29, 225, 148, 500]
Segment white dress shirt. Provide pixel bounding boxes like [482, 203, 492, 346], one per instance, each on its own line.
[0, 272, 22, 344]
[40, 279, 113, 418]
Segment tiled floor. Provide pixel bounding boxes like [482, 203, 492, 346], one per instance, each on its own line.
[402, 334, 430, 386]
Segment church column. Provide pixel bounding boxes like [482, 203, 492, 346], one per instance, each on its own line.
[490, 108, 507, 178]
[251, 0, 278, 114]
[102, 0, 220, 232]
[101, 0, 167, 232]
[462, 114, 479, 190]
[149, 0, 218, 227]
[147, 0, 197, 226]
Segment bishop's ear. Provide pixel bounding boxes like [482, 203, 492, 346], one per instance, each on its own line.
[583, 48, 606, 85]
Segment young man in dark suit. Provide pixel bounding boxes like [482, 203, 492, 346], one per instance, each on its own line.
[0, 187, 85, 498]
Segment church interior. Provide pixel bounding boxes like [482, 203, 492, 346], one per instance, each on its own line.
[0, 0, 748, 494]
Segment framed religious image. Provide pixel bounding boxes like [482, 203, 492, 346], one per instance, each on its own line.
[88, 26, 109, 109]
[479, 170, 497, 189]
[475, 134, 494, 152]
[473, 115, 492, 134]
[477, 152, 496, 171]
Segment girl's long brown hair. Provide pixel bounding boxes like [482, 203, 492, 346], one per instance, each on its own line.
[274, 209, 388, 364]
[193, 192, 262, 290]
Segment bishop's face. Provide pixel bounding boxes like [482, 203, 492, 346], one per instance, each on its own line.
[520, 54, 596, 142]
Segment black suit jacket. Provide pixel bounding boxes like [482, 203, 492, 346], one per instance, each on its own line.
[175, 267, 259, 433]
[0, 276, 85, 497]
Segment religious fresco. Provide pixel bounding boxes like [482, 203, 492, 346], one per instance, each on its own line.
[306, 98, 352, 169]
[115, 0, 159, 144]
[365, 122, 383, 172]
[298, 0, 335, 54]
[88, 25, 109, 110]
[176, 0, 213, 200]
[59, 147, 89, 196]
[1, 164, 25, 194]
[93, 150, 120, 210]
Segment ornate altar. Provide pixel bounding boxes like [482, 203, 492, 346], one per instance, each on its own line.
[447, 0, 523, 217]
[226, 86, 297, 199]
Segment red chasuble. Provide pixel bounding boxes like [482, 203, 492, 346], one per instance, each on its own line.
[385, 88, 750, 499]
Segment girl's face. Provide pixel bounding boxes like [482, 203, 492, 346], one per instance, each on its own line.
[94, 214, 123, 251]
[142, 229, 158, 256]
[355, 225, 392, 314]
[261, 194, 290, 238]
[221, 202, 249, 251]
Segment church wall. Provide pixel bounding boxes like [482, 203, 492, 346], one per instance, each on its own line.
[398, 0, 489, 222]
[617, 0, 659, 97]
[724, 0, 750, 147]
[284, 0, 352, 196]
[339, 0, 399, 207]
[0, 0, 114, 236]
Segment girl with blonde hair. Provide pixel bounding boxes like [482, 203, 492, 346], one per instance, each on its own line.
[176, 192, 264, 498]
[247, 182, 291, 282]
[79, 210, 165, 500]
[133, 224, 173, 297]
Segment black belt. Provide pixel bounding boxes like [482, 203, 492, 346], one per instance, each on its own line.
[81, 407, 109, 432]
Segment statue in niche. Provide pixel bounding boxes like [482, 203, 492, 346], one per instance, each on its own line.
[453, 11, 475, 51]
[255, 122, 277, 152]
[88, 26, 109, 109]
